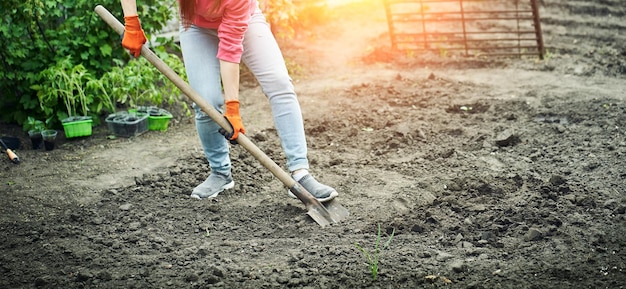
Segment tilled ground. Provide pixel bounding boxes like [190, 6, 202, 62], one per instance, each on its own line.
[1, 0, 625, 288]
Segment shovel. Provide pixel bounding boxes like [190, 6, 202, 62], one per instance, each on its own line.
[94, 5, 349, 227]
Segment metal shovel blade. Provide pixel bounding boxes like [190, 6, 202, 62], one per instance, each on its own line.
[290, 184, 350, 227]
[307, 199, 350, 227]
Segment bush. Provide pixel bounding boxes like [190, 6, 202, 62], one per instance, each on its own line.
[262, 0, 334, 40]
[1, 0, 303, 128]
[102, 48, 189, 115]
[0, 0, 175, 126]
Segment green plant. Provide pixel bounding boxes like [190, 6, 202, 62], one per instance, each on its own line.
[86, 75, 116, 115]
[354, 224, 395, 281]
[32, 56, 118, 128]
[261, 0, 298, 39]
[1, 0, 175, 125]
[23, 116, 46, 133]
[262, 0, 334, 40]
[101, 49, 190, 115]
[32, 56, 97, 122]
[542, 48, 556, 61]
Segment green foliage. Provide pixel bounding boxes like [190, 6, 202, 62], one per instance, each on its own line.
[284, 57, 305, 77]
[261, 0, 333, 39]
[0, 0, 175, 125]
[23, 116, 45, 132]
[292, 1, 333, 32]
[354, 224, 395, 281]
[2, 0, 300, 127]
[33, 57, 91, 119]
[101, 48, 189, 115]
[261, 0, 297, 39]
[87, 73, 116, 115]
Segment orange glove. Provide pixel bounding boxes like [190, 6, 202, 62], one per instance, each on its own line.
[122, 15, 147, 57]
[221, 100, 246, 141]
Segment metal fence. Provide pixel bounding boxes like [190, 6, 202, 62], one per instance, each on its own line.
[383, 0, 545, 58]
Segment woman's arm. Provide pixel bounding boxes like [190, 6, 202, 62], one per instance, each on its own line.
[120, 0, 139, 16]
[119, 0, 146, 57]
[220, 59, 246, 140]
[216, 0, 253, 140]
[220, 60, 240, 102]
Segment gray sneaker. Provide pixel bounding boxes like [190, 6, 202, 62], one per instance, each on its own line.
[190, 171, 235, 199]
[288, 174, 338, 202]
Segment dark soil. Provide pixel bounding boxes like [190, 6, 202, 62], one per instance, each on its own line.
[1, 0, 625, 288]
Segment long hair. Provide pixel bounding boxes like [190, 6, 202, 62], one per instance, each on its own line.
[180, 0, 222, 28]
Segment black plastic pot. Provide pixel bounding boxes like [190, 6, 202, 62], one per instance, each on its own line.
[106, 111, 149, 137]
[28, 130, 43, 150]
[41, 130, 58, 151]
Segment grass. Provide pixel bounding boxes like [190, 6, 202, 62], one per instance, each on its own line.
[354, 224, 395, 281]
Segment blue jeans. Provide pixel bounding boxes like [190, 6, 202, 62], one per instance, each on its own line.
[179, 8, 309, 175]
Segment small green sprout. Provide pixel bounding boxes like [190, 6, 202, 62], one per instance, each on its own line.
[354, 224, 395, 281]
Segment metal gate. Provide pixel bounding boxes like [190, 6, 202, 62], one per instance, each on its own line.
[383, 0, 545, 59]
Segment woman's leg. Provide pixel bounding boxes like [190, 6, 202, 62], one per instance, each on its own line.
[241, 9, 308, 172]
[180, 25, 234, 198]
[241, 9, 338, 201]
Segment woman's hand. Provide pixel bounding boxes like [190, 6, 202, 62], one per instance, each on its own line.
[122, 15, 147, 57]
[221, 100, 246, 141]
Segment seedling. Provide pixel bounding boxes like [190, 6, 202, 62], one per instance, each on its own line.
[23, 116, 46, 133]
[354, 224, 395, 281]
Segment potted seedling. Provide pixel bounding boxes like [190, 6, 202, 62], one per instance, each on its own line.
[137, 51, 188, 131]
[41, 129, 58, 151]
[100, 62, 147, 137]
[105, 110, 149, 138]
[23, 117, 46, 149]
[33, 57, 97, 138]
[102, 51, 188, 133]
[134, 106, 173, 131]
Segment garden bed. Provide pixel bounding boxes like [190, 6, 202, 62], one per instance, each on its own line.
[0, 0, 624, 288]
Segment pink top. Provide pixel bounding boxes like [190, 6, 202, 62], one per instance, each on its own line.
[193, 0, 257, 63]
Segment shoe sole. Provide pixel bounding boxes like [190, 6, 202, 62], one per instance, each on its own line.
[288, 190, 339, 203]
[190, 181, 235, 200]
